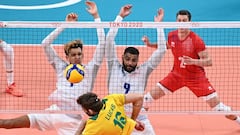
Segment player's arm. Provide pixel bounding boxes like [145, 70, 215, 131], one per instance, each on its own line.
[181, 49, 212, 67]
[105, 4, 132, 63]
[85, 0, 105, 66]
[124, 93, 143, 120]
[75, 119, 86, 135]
[41, 13, 78, 65]
[143, 8, 167, 69]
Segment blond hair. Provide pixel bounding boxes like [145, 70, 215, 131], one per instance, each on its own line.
[64, 39, 83, 56]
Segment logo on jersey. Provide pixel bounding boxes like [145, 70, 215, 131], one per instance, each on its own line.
[170, 42, 175, 47]
[208, 86, 213, 91]
[0, 0, 81, 10]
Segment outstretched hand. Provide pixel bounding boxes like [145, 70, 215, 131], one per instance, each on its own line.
[142, 36, 150, 46]
[154, 8, 164, 22]
[85, 0, 99, 18]
[119, 4, 132, 18]
[142, 36, 157, 49]
[66, 13, 78, 22]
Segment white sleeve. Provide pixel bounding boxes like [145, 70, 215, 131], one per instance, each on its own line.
[145, 28, 166, 69]
[90, 18, 105, 66]
[85, 18, 106, 87]
[41, 27, 64, 65]
[105, 15, 122, 62]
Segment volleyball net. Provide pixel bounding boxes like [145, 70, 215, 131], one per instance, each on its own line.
[0, 21, 239, 114]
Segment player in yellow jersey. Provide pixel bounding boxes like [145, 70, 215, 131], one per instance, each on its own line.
[76, 92, 145, 135]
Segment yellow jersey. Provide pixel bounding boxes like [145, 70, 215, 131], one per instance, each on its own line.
[82, 94, 136, 135]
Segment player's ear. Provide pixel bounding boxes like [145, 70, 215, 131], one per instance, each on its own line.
[65, 55, 69, 61]
[88, 109, 94, 115]
[122, 54, 125, 61]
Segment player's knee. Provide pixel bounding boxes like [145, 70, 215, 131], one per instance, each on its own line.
[149, 86, 165, 100]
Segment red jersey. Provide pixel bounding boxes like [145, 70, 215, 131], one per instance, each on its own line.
[168, 30, 206, 78]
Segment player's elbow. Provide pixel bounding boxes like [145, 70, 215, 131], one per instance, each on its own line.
[134, 94, 144, 106]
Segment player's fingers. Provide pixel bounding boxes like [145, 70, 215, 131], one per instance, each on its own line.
[126, 4, 132, 9]
[158, 8, 164, 15]
[85, 0, 91, 6]
[141, 36, 147, 42]
[69, 13, 78, 20]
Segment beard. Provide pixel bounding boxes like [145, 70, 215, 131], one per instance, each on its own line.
[123, 63, 137, 73]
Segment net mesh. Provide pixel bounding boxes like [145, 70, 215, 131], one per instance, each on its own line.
[0, 21, 240, 114]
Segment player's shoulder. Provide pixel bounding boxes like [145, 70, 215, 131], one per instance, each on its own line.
[105, 94, 124, 100]
[189, 31, 203, 40]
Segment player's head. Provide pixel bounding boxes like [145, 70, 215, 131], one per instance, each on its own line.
[64, 40, 83, 64]
[176, 10, 191, 22]
[77, 92, 103, 116]
[176, 10, 191, 32]
[122, 47, 139, 73]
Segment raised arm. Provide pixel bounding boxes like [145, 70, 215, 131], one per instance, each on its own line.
[41, 13, 78, 65]
[85, 0, 105, 66]
[105, 4, 132, 62]
[143, 8, 166, 69]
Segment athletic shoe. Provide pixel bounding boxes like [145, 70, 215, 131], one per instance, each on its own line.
[5, 82, 23, 97]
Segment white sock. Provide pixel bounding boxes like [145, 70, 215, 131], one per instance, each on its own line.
[235, 116, 240, 124]
[7, 72, 14, 86]
[144, 92, 154, 103]
[0, 41, 14, 86]
[212, 102, 231, 112]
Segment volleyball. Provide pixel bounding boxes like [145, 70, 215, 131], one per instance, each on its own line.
[64, 64, 85, 83]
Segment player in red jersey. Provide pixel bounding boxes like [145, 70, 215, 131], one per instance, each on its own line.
[144, 9, 240, 124]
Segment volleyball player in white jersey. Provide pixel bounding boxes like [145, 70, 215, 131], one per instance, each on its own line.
[0, 40, 23, 97]
[0, 1, 105, 134]
[105, 5, 166, 135]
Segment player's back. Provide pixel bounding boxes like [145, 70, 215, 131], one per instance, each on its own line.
[82, 95, 135, 135]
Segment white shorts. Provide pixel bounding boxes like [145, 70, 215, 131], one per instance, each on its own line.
[27, 105, 83, 135]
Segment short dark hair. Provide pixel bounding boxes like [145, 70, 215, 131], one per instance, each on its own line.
[64, 40, 83, 56]
[124, 47, 139, 55]
[176, 10, 192, 21]
[77, 92, 103, 112]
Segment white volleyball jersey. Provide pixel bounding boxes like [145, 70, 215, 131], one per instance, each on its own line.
[106, 16, 166, 117]
[41, 18, 105, 111]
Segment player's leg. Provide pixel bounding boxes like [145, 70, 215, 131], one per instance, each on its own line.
[144, 72, 183, 102]
[29, 112, 84, 134]
[0, 40, 23, 97]
[0, 115, 30, 128]
[188, 78, 240, 125]
[207, 96, 240, 125]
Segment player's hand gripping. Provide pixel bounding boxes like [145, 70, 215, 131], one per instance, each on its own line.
[135, 120, 145, 131]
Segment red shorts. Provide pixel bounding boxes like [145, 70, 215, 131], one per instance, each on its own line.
[159, 72, 216, 97]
